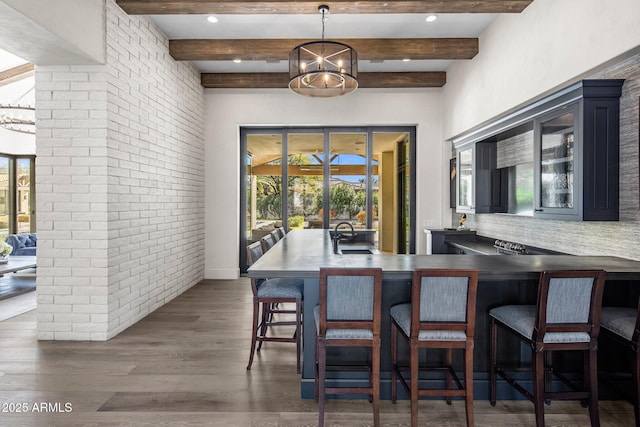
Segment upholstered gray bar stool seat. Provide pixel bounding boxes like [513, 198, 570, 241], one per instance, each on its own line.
[600, 305, 640, 427]
[489, 270, 606, 427]
[246, 241, 304, 373]
[601, 308, 637, 340]
[258, 278, 302, 299]
[390, 304, 468, 341]
[313, 306, 374, 339]
[490, 305, 592, 344]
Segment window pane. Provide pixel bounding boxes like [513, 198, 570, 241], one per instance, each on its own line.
[17, 158, 31, 233]
[329, 132, 367, 227]
[247, 134, 282, 242]
[288, 133, 323, 229]
[0, 157, 8, 236]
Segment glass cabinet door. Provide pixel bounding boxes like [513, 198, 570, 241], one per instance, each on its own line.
[457, 146, 474, 212]
[535, 104, 580, 218]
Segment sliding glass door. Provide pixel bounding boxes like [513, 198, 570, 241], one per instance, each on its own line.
[240, 126, 415, 272]
[287, 132, 324, 229]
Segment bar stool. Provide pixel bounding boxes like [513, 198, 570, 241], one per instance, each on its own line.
[489, 270, 606, 427]
[315, 267, 383, 427]
[600, 299, 640, 426]
[246, 242, 304, 373]
[390, 268, 479, 427]
[261, 233, 276, 252]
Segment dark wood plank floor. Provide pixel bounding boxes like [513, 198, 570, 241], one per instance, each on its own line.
[0, 278, 634, 426]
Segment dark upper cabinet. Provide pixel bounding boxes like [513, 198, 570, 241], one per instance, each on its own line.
[533, 80, 623, 220]
[452, 79, 623, 221]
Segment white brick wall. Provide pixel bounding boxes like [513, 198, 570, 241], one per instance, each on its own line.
[35, 0, 205, 340]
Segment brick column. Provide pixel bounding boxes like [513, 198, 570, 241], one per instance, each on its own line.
[34, 0, 205, 340]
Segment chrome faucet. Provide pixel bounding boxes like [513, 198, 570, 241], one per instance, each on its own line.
[333, 221, 355, 254]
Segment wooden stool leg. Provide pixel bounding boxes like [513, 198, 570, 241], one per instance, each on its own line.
[544, 350, 552, 405]
[257, 302, 269, 352]
[318, 337, 327, 427]
[533, 350, 546, 427]
[634, 348, 640, 427]
[490, 319, 497, 406]
[586, 348, 600, 427]
[372, 340, 380, 427]
[446, 348, 453, 405]
[465, 341, 474, 427]
[295, 299, 302, 374]
[314, 331, 319, 401]
[246, 299, 259, 370]
[368, 348, 373, 403]
[391, 322, 398, 404]
[410, 343, 419, 427]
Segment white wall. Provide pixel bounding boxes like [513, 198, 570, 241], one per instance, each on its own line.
[204, 88, 443, 278]
[443, 0, 640, 140]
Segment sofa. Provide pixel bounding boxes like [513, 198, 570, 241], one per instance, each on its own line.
[5, 233, 37, 256]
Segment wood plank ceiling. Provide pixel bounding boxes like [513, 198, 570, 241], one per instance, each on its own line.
[116, 0, 534, 89]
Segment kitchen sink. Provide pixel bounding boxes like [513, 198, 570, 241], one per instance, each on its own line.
[340, 249, 375, 255]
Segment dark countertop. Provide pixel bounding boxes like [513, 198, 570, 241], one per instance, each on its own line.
[248, 229, 640, 281]
[445, 239, 498, 255]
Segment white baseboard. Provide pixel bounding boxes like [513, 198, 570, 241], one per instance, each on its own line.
[205, 268, 240, 280]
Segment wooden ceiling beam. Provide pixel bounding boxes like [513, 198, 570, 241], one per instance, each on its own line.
[0, 63, 34, 87]
[201, 72, 446, 88]
[116, 0, 533, 15]
[170, 38, 478, 61]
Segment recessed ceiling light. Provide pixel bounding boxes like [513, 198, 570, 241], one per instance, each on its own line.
[233, 59, 242, 64]
[402, 58, 411, 62]
[207, 15, 218, 23]
[426, 15, 437, 23]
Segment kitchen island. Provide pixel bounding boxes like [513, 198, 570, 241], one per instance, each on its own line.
[247, 229, 640, 400]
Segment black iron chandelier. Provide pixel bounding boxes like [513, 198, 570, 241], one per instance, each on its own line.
[288, 5, 358, 97]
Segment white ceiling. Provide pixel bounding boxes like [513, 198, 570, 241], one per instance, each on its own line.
[0, 48, 28, 72]
[149, 13, 498, 73]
